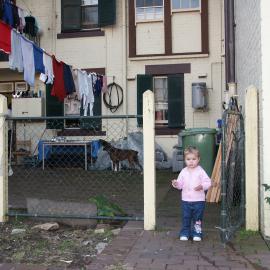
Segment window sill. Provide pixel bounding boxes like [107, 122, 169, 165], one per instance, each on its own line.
[57, 129, 106, 136]
[155, 127, 182, 136]
[171, 8, 201, 13]
[135, 19, 164, 24]
[57, 30, 105, 39]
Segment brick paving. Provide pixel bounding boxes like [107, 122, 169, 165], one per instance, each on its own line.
[87, 188, 270, 270]
[1, 188, 269, 270]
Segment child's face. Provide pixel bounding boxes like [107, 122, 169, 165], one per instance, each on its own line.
[185, 153, 200, 169]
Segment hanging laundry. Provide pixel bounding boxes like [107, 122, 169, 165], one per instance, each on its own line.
[20, 36, 35, 86]
[87, 73, 95, 116]
[63, 63, 75, 95]
[71, 69, 80, 99]
[40, 52, 54, 84]
[24, 15, 37, 36]
[95, 75, 102, 96]
[0, 20, 11, 54]
[51, 56, 66, 101]
[101, 75, 108, 93]
[9, 29, 23, 72]
[77, 70, 94, 116]
[2, 1, 13, 27]
[33, 44, 45, 73]
[11, 3, 19, 28]
[17, 7, 26, 33]
[0, 0, 4, 19]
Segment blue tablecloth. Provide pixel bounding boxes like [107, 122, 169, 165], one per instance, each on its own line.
[38, 140, 101, 161]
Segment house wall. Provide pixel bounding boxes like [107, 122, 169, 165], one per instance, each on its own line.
[1, 0, 225, 160]
[235, 0, 270, 237]
[136, 22, 165, 55]
[172, 12, 202, 53]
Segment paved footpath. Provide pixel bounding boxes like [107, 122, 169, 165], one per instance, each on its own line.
[88, 187, 270, 270]
[87, 221, 270, 270]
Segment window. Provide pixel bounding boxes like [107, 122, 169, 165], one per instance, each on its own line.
[137, 74, 185, 129]
[61, 0, 116, 32]
[81, 0, 98, 29]
[154, 77, 168, 126]
[171, 0, 200, 11]
[136, 0, 164, 22]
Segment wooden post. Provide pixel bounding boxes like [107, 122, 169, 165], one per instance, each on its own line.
[0, 94, 8, 222]
[143, 90, 156, 230]
[245, 86, 259, 231]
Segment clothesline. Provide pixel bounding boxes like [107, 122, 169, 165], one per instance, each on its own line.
[0, 0, 109, 79]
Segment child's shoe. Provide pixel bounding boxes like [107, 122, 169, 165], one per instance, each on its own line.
[179, 236, 189, 241]
[193, 236, 201, 241]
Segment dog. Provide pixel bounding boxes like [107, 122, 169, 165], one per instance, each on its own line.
[99, 139, 142, 172]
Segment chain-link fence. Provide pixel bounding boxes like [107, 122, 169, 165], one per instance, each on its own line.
[6, 115, 144, 221]
[220, 104, 245, 243]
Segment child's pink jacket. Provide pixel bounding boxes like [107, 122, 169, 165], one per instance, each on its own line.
[175, 166, 212, 202]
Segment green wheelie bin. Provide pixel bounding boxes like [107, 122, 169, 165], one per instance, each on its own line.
[180, 128, 217, 177]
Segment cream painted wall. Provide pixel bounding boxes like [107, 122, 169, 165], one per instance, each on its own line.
[0, 0, 224, 159]
[172, 12, 201, 53]
[136, 22, 165, 55]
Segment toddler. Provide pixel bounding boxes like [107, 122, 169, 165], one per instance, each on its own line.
[171, 146, 211, 241]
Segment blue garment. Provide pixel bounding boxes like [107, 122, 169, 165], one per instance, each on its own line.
[180, 201, 205, 238]
[3, 1, 13, 27]
[63, 63, 75, 94]
[94, 76, 102, 96]
[91, 140, 101, 158]
[33, 44, 45, 74]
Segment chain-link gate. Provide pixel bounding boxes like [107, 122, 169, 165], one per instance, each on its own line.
[6, 115, 144, 221]
[220, 100, 245, 243]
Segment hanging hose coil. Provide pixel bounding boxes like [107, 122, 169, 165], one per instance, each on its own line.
[103, 82, 123, 113]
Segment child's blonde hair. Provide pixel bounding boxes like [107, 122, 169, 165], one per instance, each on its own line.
[184, 146, 200, 158]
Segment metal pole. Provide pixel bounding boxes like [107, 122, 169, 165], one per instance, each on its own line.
[240, 114, 245, 226]
[220, 111, 227, 243]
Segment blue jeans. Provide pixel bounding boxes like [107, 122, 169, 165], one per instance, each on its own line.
[179, 201, 205, 238]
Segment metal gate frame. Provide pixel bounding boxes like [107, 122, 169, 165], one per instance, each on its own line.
[220, 98, 245, 243]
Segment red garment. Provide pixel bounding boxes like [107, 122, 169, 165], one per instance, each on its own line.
[0, 21, 11, 54]
[51, 56, 66, 102]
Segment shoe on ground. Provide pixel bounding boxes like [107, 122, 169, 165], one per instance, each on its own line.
[179, 236, 189, 241]
[193, 236, 201, 241]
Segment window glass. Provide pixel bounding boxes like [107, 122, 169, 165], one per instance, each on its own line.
[172, 0, 200, 10]
[172, 0, 180, 9]
[154, 77, 168, 125]
[81, 0, 98, 29]
[181, 0, 190, 8]
[191, 0, 199, 8]
[82, 0, 98, 5]
[135, 0, 163, 21]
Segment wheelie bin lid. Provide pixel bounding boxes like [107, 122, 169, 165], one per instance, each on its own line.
[179, 128, 216, 136]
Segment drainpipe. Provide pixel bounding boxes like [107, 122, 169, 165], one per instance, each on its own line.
[122, 0, 128, 135]
[224, 0, 236, 98]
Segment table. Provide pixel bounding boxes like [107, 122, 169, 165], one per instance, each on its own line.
[42, 141, 91, 171]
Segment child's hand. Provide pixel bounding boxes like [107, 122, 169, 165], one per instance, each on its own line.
[194, 184, 203, 191]
[171, 179, 178, 188]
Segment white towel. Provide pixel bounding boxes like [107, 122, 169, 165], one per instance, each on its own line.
[20, 36, 35, 86]
[9, 30, 24, 72]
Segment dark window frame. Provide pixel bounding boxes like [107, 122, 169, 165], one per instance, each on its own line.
[60, 0, 116, 37]
[129, 0, 209, 57]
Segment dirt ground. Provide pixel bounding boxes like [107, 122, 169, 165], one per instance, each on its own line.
[0, 218, 123, 269]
